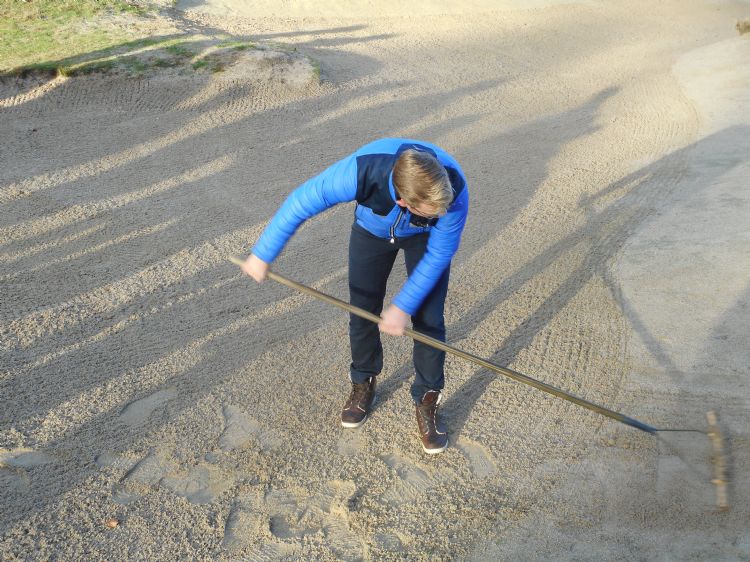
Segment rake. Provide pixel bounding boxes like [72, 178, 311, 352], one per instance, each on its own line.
[229, 257, 729, 511]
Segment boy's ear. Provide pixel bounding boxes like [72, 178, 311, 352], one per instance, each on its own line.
[395, 198, 407, 207]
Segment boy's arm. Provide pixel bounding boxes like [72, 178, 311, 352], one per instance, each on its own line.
[391, 187, 469, 315]
[251, 154, 358, 264]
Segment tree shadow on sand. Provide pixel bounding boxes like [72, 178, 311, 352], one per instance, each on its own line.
[0, 46, 508, 541]
[0, 77, 503, 440]
[437, 124, 750, 442]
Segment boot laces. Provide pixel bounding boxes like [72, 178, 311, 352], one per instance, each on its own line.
[418, 400, 439, 433]
[347, 380, 370, 408]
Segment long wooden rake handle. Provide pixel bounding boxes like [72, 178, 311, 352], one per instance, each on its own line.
[229, 257, 658, 434]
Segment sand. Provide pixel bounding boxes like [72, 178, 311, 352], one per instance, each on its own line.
[1, 0, 749, 560]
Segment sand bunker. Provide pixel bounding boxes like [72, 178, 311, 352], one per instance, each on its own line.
[1, 0, 749, 559]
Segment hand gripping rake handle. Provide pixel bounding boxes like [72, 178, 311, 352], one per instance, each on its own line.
[230, 257, 657, 434]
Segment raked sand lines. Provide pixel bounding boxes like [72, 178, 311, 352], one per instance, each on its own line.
[1, 274, 239, 407]
[0, 86, 258, 204]
[1, 217, 264, 350]
[0, 75, 68, 109]
[2, 201, 345, 353]
[0, 155, 232, 245]
[25, 267, 346, 447]
[0, 218, 180, 282]
[0, 222, 106, 264]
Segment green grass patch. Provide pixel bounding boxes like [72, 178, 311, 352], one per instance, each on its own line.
[0, 0, 155, 74]
[2, 32, 210, 77]
[308, 57, 321, 81]
[191, 54, 226, 73]
[265, 41, 297, 53]
[11, 33, 255, 77]
[219, 40, 256, 51]
[0, 5, 315, 80]
[165, 43, 194, 58]
[119, 55, 148, 75]
[152, 57, 174, 68]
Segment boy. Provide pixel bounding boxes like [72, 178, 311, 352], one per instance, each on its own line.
[242, 138, 469, 454]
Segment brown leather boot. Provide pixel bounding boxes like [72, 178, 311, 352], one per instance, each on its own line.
[416, 390, 448, 454]
[341, 377, 376, 428]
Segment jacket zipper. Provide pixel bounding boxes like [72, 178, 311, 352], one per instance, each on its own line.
[389, 208, 404, 244]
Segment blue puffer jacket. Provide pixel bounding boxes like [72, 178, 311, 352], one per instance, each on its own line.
[252, 138, 469, 315]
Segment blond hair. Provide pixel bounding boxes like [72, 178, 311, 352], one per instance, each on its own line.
[393, 149, 453, 213]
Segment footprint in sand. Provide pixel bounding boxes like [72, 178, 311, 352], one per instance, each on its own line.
[101, 449, 232, 505]
[455, 437, 498, 478]
[0, 448, 55, 468]
[0, 448, 55, 492]
[119, 450, 176, 486]
[223, 491, 269, 550]
[161, 463, 234, 504]
[309, 480, 365, 559]
[119, 388, 177, 426]
[95, 451, 141, 471]
[223, 481, 364, 560]
[0, 467, 30, 493]
[240, 542, 302, 562]
[266, 488, 313, 540]
[337, 428, 365, 456]
[108, 449, 177, 504]
[220, 404, 281, 452]
[224, 488, 308, 551]
[380, 452, 437, 505]
[223, 488, 311, 557]
[373, 532, 403, 552]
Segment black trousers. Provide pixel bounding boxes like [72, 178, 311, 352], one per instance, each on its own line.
[348, 222, 450, 403]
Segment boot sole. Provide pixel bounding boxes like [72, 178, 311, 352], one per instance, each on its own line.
[341, 415, 367, 429]
[422, 443, 448, 454]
